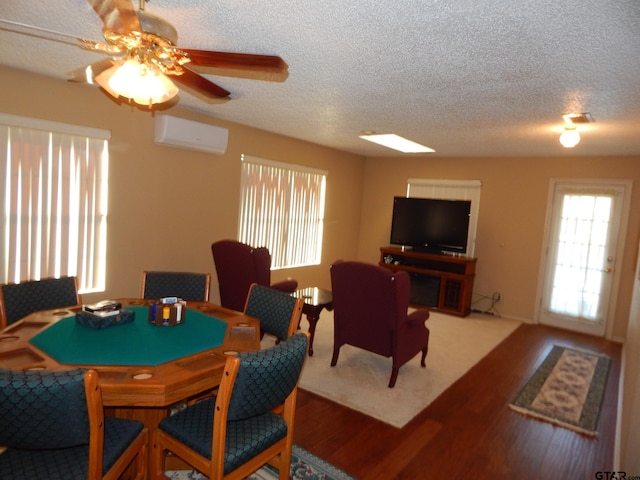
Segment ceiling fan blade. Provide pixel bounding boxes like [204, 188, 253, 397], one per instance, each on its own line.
[173, 67, 231, 99]
[0, 19, 75, 47]
[180, 49, 288, 75]
[87, 0, 140, 34]
[67, 58, 117, 83]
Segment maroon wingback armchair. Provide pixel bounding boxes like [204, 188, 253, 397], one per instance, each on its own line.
[211, 240, 298, 312]
[329, 260, 430, 388]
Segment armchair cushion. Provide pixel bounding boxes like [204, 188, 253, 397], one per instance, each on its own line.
[270, 279, 299, 294]
[406, 309, 431, 326]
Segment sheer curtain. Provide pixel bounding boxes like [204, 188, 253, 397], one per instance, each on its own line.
[238, 154, 326, 269]
[0, 114, 109, 292]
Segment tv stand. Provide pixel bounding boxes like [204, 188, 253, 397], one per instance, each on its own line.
[379, 246, 477, 317]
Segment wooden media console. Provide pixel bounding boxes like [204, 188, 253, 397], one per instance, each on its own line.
[379, 246, 477, 317]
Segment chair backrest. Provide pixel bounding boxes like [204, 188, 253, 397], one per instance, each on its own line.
[140, 271, 211, 302]
[330, 260, 411, 355]
[0, 276, 81, 328]
[0, 368, 92, 450]
[211, 240, 273, 311]
[223, 332, 309, 421]
[0, 368, 147, 480]
[244, 283, 304, 341]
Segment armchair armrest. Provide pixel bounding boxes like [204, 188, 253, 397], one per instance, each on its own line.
[407, 309, 430, 326]
[271, 279, 298, 294]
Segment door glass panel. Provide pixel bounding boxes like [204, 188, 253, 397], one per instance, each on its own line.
[549, 194, 611, 320]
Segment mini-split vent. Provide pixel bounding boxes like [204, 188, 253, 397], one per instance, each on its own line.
[563, 112, 595, 124]
[154, 115, 229, 154]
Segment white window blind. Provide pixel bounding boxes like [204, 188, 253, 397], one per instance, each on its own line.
[239, 154, 327, 269]
[407, 178, 481, 257]
[0, 113, 110, 293]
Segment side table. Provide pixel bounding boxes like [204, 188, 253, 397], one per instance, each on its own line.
[292, 287, 333, 356]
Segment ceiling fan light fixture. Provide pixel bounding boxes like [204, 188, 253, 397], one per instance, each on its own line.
[95, 58, 178, 106]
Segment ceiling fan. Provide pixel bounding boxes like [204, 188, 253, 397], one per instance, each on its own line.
[1, 0, 288, 106]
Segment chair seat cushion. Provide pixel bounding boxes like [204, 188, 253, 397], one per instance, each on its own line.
[159, 397, 288, 475]
[0, 416, 144, 479]
[0, 445, 90, 480]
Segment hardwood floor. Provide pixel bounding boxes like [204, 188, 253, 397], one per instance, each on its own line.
[293, 323, 622, 480]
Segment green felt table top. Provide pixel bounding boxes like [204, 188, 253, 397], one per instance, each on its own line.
[29, 306, 227, 366]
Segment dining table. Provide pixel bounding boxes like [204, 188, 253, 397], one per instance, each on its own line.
[0, 298, 261, 475]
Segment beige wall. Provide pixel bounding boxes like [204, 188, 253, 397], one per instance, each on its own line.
[3, 64, 640, 464]
[357, 156, 640, 340]
[2, 64, 638, 340]
[0, 66, 365, 304]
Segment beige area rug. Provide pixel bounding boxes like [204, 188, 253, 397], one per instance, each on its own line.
[262, 310, 521, 428]
[509, 345, 611, 436]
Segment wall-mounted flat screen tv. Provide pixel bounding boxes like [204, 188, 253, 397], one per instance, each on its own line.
[390, 196, 471, 254]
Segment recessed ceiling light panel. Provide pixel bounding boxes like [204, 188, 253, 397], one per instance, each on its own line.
[359, 133, 435, 153]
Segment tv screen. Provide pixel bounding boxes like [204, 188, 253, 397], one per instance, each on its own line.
[390, 196, 471, 254]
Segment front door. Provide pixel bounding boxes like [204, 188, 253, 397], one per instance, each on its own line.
[538, 180, 630, 336]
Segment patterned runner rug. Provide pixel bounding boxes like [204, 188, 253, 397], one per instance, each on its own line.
[165, 444, 356, 479]
[509, 345, 611, 436]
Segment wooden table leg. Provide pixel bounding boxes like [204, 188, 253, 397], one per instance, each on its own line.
[107, 406, 168, 478]
[303, 306, 323, 356]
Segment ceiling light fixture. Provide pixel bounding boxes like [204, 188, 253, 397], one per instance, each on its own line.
[558, 111, 594, 148]
[95, 58, 179, 107]
[359, 133, 435, 153]
[562, 112, 594, 124]
[559, 125, 580, 148]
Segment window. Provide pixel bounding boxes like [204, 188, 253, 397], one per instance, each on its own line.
[0, 113, 110, 293]
[238, 154, 327, 269]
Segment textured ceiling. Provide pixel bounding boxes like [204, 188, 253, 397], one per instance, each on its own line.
[1, 0, 639, 157]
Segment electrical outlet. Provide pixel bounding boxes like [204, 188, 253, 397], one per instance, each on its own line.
[493, 292, 502, 303]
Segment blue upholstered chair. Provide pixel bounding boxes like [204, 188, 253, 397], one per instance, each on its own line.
[0, 368, 148, 480]
[140, 270, 211, 302]
[244, 283, 304, 343]
[0, 276, 82, 329]
[211, 239, 298, 312]
[150, 332, 309, 480]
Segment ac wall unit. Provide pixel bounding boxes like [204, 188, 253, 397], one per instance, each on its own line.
[154, 115, 229, 154]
